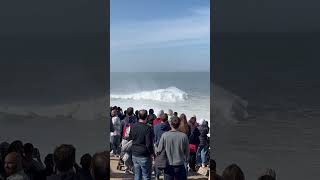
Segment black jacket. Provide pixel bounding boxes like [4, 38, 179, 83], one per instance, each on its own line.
[189, 125, 200, 146]
[198, 125, 209, 146]
[128, 122, 154, 157]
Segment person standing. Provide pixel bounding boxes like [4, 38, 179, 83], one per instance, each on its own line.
[153, 114, 170, 180]
[196, 119, 209, 167]
[153, 110, 164, 127]
[167, 109, 174, 123]
[110, 110, 121, 156]
[156, 116, 189, 180]
[120, 107, 137, 174]
[188, 117, 200, 172]
[147, 109, 157, 126]
[129, 110, 154, 180]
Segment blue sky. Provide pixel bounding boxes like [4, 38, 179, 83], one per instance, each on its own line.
[111, 0, 210, 72]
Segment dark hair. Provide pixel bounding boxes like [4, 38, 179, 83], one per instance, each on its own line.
[174, 112, 178, 116]
[23, 143, 34, 155]
[8, 140, 24, 155]
[170, 116, 181, 129]
[222, 164, 245, 180]
[189, 117, 196, 124]
[80, 153, 92, 170]
[139, 110, 148, 120]
[162, 113, 168, 122]
[258, 175, 276, 180]
[53, 144, 76, 172]
[91, 152, 108, 180]
[127, 107, 134, 116]
[44, 154, 54, 167]
[149, 109, 154, 114]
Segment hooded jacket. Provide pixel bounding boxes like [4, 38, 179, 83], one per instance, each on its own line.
[153, 122, 171, 147]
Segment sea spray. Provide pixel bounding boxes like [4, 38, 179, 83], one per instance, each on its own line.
[110, 86, 188, 103]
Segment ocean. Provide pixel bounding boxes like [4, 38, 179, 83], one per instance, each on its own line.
[110, 72, 210, 126]
[212, 33, 320, 180]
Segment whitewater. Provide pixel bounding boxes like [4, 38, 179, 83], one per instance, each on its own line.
[111, 85, 210, 125]
[111, 85, 248, 129]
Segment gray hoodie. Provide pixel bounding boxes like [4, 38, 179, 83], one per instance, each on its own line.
[156, 130, 189, 166]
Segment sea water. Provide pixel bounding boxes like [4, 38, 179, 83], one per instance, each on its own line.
[111, 72, 210, 125]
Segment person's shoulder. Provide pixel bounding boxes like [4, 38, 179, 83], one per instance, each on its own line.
[145, 123, 153, 131]
[8, 171, 30, 180]
[161, 131, 170, 137]
[154, 123, 161, 129]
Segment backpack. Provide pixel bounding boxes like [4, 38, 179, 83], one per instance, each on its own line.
[123, 124, 131, 139]
[122, 116, 135, 138]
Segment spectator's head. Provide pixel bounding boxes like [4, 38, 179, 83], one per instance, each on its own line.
[161, 113, 168, 122]
[222, 164, 245, 180]
[80, 153, 92, 171]
[4, 152, 23, 176]
[260, 168, 276, 180]
[138, 109, 148, 122]
[135, 110, 139, 117]
[191, 115, 197, 123]
[174, 112, 178, 117]
[8, 140, 24, 156]
[198, 119, 208, 127]
[179, 114, 187, 122]
[111, 109, 117, 117]
[168, 109, 173, 116]
[91, 152, 108, 180]
[149, 109, 154, 115]
[189, 117, 197, 126]
[44, 154, 54, 169]
[170, 116, 181, 130]
[112, 106, 117, 110]
[23, 143, 34, 159]
[53, 144, 76, 173]
[157, 110, 164, 118]
[127, 107, 134, 116]
[258, 175, 276, 180]
[124, 110, 127, 116]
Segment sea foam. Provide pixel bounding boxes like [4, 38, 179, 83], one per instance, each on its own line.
[110, 86, 188, 103]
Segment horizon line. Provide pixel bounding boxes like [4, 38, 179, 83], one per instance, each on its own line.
[110, 71, 210, 73]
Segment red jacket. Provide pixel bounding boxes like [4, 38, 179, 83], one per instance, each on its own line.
[153, 118, 162, 127]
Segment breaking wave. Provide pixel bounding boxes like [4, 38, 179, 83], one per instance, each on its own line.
[110, 86, 188, 103]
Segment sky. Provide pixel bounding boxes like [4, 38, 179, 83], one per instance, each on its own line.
[0, 0, 107, 105]
[110, 0, 210, 72]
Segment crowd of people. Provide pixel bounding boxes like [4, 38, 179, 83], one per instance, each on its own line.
[110, 106, 278, 180]
[210, 160, 277, 180]
[0, 141, 108, 180]
[110, 106, 210, 180]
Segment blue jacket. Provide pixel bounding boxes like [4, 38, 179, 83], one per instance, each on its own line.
[153, 122, 171, 147]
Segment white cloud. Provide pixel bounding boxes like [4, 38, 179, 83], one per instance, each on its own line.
[111, 7, 210, 52]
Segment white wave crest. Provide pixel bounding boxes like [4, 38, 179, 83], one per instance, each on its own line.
[110, 86, 188, 103]
[212, 84, 249, 125]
